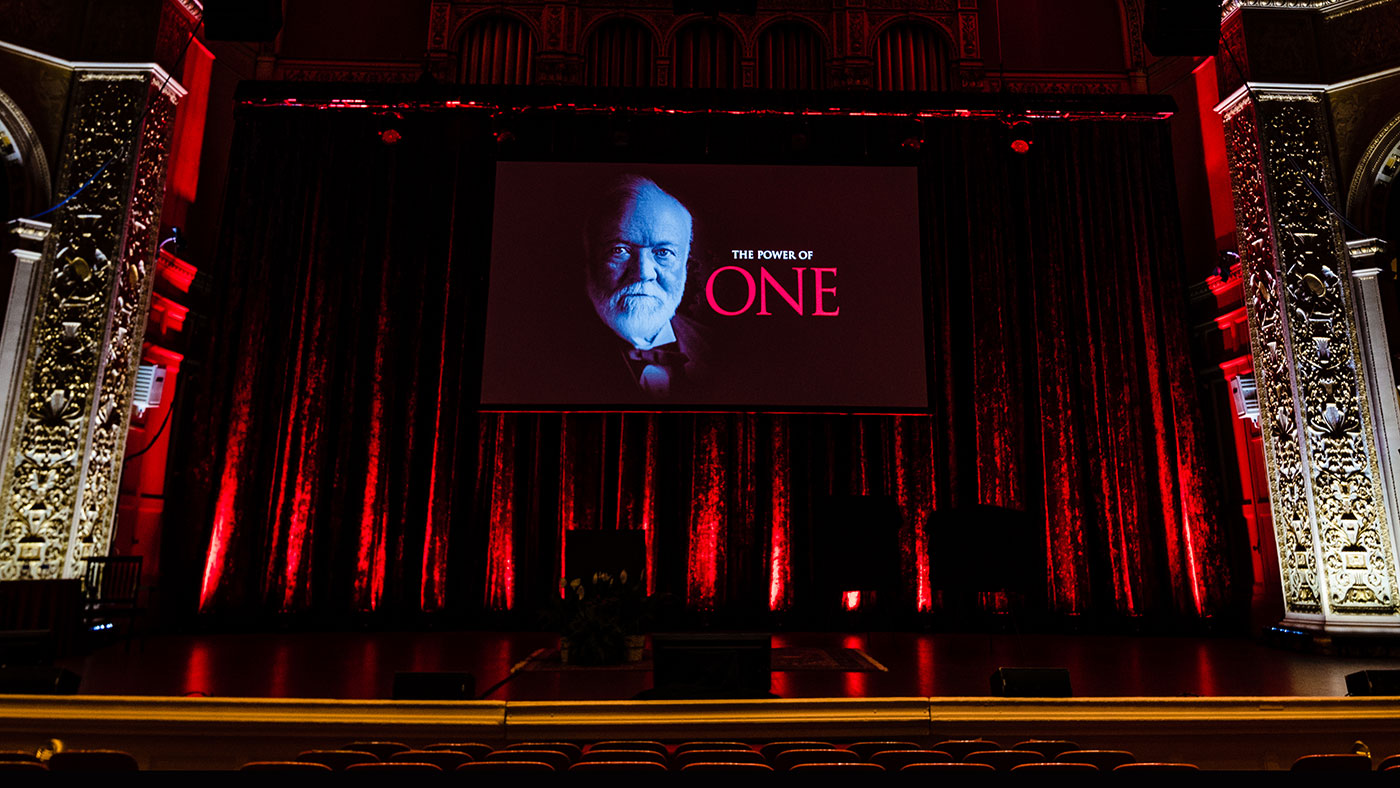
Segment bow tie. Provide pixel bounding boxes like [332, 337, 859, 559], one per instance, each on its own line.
[625, 344, 689, 368]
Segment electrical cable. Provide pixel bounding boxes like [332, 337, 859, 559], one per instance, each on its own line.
[124, 384, 177, 461]
[19, 20, 203, 223]
[1216, 21, 1373, 240]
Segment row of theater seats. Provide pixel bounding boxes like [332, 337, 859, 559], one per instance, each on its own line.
[1, 739, 1392, 771]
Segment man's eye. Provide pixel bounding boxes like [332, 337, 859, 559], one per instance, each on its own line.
[609, 245, 630, 257]
[654, 248, 673, 259]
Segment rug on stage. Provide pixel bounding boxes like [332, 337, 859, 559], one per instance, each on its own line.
[515, 646, 887, 673]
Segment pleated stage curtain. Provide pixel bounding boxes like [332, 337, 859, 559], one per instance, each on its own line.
[183, 109, 1239, 624]
[673, 20, 740, 89]
[757, 23, 824, 90]
[873, 22, 949, 92]
[586, 19, 654, 88]
[459, 15, 533, 85]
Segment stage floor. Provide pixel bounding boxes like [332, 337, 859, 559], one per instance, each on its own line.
[58, 630, 1400, 700]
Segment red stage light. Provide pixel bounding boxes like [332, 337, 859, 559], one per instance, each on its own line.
[843, 590, 862, 611]
[1010, 138, 1032, 154]
[379, 128, 402, 145]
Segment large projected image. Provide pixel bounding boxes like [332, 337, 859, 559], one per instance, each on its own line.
[480, 162, 928, 409]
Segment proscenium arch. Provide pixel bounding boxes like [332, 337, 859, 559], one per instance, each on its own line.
[0, 87, 52, 222]
[1346, 111, 1400, 244]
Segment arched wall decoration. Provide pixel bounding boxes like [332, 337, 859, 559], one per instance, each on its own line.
[584, 17, 656, 88]
[0, 88, 52, 220]
[660, 13, 747, 61]
[1344, 111, 1400, 238]
[871, 20, 953, 92]
[672, 18, 742, 89]
[1119, 0, 1146, 71]
[453, 9, 539, 85]
[755, 20, 827, 91]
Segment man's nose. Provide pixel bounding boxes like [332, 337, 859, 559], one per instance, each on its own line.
[632, 249, 659, 280]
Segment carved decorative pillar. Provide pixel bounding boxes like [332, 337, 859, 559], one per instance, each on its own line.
[1219, 85, 1400, 632]
[0, 67, 182, 581]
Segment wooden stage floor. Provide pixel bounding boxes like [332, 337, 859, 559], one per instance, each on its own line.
[58, 630, 1400, 700]
[7, 630, 1400, 770]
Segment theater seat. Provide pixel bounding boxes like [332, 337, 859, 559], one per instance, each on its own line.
[774, 748, 861, 770]
[1012, 739, 1081, 758]
[240, 762, 334, 772]
[47, 750, 139, 771]
[932, 739, 999, 760]
[569, 761, 667, 771]
[870, 750, 952, 770]
[1291, 753, 1372, 771]
[458, 760, 556, 772]
[345, 762, 443, 773]
[1114, 763, 1200, 772]
[759, 741, 834, 761]
[424, 742, 493, 759]
[847, 741, 921, 759]
[295, 750, 378, 770]
[901, 762, 997, 772]
[965, 749, 1041, 770]
[680, 762, 774, 772]
[1057, 750, 1135, 770]
[501, 742, 582, 762]
[673, 749, 765, 768]
[341, 741, 409, 759]
[390, 751, 473, 769]
[1012, 762, 1099, 773]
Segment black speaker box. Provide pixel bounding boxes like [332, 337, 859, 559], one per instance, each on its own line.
[991, 667, 1072, 697]
[0, 666, 81, 694]
[1346, 669, 1400, 696]
[646, 632, 771, 699]
[392, 671, 474, 700]
[203, 0, 285, 42]
[1144, 0, 1220, 57]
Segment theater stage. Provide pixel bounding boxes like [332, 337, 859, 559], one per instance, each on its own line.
[3, 630, 1400, 770]
[45, 630, 1400, 700]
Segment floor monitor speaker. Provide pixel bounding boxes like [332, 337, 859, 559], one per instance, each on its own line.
[1346, 669, 1400, 696]
[392, 671, 475, 700]
[0, 666, 81, 694]
[646, 632, 772, 699]
[991, 667, 1072, 697]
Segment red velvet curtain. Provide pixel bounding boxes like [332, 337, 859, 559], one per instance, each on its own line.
[586, 19, 654, 88]
[184, 108, 1239, 624]
[460, 15, 533, 85]
[673, 21, 739, 89]
[873, 23, 948, 92]
[757, 23, 824, 90]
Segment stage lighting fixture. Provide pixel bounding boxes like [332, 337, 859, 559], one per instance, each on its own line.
[378, 129, 402, 146]
[1006, 120, 1034, 154]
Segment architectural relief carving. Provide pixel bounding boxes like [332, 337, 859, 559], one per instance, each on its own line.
[70, 77, 174, 580]
[1222, 89, 1400, 622]
[1223, 97, 1322, 613]
[1259, 94, 1398, 615]
[0, 70, 178, 581]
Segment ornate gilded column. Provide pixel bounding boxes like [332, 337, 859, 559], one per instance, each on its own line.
[0, 66, 183, 581]
[1219, 84, 1400, 632]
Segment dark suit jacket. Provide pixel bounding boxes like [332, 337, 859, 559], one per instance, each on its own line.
[550, 303, 713, 405]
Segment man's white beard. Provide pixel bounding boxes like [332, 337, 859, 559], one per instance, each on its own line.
[603, 290, 676, 346]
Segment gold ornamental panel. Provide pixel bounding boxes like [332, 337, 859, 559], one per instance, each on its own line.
[0, 68, 178, 581]
[1222, 86, 1400, 620]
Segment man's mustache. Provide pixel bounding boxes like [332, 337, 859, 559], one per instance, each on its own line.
[611, 282, 666, 301]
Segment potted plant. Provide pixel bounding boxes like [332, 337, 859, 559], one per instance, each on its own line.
[552, 571, 653, 665]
